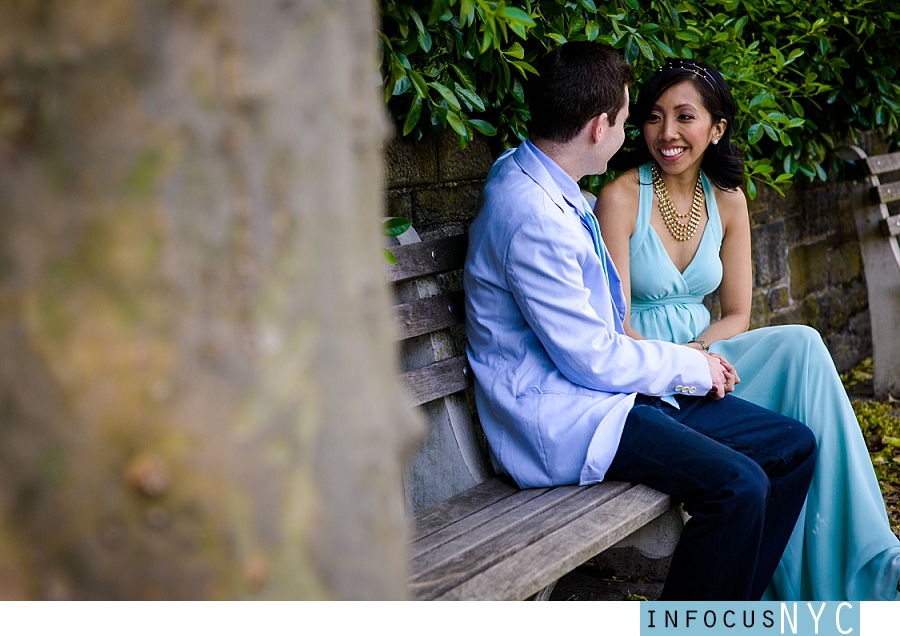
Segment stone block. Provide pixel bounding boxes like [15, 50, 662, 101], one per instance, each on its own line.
[385, 188, 412, 220]
[411, 181, 483, 234]
[814, 281, 868, 334]
[785, 184, 840, 244]
[768, 304, 808, 329]
[767, 286, 790, 311]
[703, 291, 720, 323]
[748, 182, 796, 227]
[751, 221, 787, 287]
[438, 134, 495, 182]
[749, 290, 769, 330]
[824, 311, 872, 373]
[788, 240, 829, 299]
[827, 242, 863, 287]
[383, 134, 438, 188]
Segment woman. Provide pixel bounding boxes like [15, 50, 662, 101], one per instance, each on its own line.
[596, 59, 900, 601]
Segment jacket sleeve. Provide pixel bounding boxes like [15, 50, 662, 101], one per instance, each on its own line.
[505, 211, 713, 396]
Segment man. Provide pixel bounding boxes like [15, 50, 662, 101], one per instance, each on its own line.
[463, 42, 816, 600]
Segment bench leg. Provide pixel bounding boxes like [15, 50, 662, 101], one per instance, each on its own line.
[530, 580, 558, 601]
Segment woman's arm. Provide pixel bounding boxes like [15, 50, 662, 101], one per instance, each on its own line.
[594, 170, 645, 340]
[688, 186, 753, 350]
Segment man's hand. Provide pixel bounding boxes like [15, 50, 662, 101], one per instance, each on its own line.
[702, 351, 736, 399]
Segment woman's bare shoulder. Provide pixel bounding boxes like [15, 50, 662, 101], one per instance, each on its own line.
[596, 168, 642, 235]
[597, 168, 642, 210]
[713, 184, 749, 227]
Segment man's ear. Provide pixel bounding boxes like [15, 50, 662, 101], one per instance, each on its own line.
[590, 112, 609, 144]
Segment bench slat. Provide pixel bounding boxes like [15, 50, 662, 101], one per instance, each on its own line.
[409, 482, 634, 600]
[434, 484, 673, 600]
[411, 477, 519, 543]
[394, 291, 465, 340]
[872, 182, 900, 205]
[411, 486, 562, 561]
[402, 355, 470, 407]
[386, 234, 467, 284]
[866, 151, 900, 175]
[883, 215, 900, 237]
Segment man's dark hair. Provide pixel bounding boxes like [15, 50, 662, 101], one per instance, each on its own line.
[527, 41, 633, 144]
[610, 59, 744, 191]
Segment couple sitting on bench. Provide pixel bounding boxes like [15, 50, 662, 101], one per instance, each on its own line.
[463, 41, 900, 600]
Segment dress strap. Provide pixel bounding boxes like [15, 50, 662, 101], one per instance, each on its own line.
[700, 170, 723, 247]
[630, 163, 655, 252]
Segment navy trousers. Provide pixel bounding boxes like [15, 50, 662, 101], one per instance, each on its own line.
[605, 394, 817, 600]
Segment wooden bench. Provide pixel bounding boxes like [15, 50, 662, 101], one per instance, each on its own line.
[386, 227, 683, 601]
[837, 146, 900, 397]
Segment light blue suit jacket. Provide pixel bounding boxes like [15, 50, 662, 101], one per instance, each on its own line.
[464, 142, 712, 488]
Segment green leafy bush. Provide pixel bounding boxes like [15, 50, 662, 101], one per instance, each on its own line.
[378, 0, 900, 196]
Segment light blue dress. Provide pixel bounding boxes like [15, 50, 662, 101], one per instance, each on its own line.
[627, 162, 900, 601]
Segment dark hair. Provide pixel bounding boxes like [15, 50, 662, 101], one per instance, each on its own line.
[610, 59, 744, 191]
[527, 42, 633, 144]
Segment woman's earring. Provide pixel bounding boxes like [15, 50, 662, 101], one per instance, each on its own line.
[712, 139, 719, 145]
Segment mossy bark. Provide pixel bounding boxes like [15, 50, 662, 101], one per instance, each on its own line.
[0, 0, 420, 599]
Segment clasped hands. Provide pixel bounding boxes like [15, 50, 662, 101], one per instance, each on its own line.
[681, 342, 739, 399]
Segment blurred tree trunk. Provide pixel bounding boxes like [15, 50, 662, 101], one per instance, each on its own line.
[0, 0, 421, 599]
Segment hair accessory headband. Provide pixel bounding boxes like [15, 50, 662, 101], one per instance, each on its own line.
[658, 60, 717, 92]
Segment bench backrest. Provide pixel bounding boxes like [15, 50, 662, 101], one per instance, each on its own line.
[386, 229, 493, 513]
[837, 146, 900, 397]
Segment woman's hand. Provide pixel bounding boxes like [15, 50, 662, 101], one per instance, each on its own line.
[702, 351, 739, 398]
[712, 353, 740, 393]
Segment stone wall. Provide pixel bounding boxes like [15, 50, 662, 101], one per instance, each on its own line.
[384, 131, 883, 373]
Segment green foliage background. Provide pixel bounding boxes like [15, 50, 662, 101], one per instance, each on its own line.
[378, 0, 900, 196]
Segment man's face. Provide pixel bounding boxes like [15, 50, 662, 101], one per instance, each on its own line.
[596, 85, 629, 174]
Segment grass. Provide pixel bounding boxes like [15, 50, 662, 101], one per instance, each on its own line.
[841, 357, 900, 535]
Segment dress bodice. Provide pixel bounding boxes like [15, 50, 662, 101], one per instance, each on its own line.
[629, 162, 724, 343]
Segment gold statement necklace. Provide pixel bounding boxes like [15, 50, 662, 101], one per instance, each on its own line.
[651, 162, 704, 242]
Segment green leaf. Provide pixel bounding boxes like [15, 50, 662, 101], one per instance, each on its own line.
[635, 36, 654, 61]
[546, 32, 567, 44]
[383, 247, 397, 265]
[650, 36, 675, 57]
[509, 60, 539, 78]
[505, 43, 525, 59]
[815, 162, 827, 181]
[429, 81, 461, 110]
[480, 29, 492, 54]
[446, 110, 468, 137]
[511, 79, 525, 104]
[418, 27, 432, 53]
[749, 92, 768, 108]
[500, 7, 536, 27]
[469, 119, 498, 135]
[408, 69, 428, 99]
[457, 86, 485, 112]
[586, 21, 600, 41]
[450, 64, 476, 92]
[748, 123, 764, 144]
[383, 217, 412, 237]
[747, 178, 757, 199]
[460, 0, 475, 27]
[403, 96, 423, 135]
[578, 0, 597, 11]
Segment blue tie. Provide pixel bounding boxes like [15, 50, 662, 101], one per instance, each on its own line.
[579, 196, 609, 283]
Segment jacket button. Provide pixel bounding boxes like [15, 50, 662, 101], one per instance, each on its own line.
[675, 385, 683, 392]
[689, 387, 696, 394]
